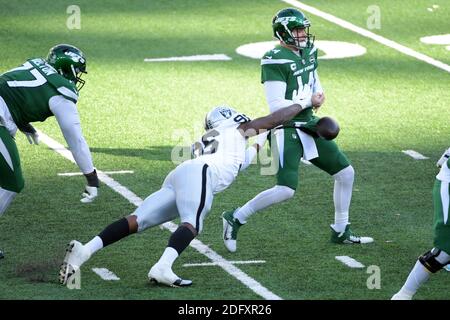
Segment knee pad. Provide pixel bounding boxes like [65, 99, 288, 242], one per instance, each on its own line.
[333, 165, 354, 183]
[273, 185, 295, 201]
[419, 248, 450, 273]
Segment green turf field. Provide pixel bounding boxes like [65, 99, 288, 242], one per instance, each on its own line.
[0, 0, 449, 300]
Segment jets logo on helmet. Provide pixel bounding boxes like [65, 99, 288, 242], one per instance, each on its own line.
[272, 8, 314, 49]
[64, 51, 85, 64]
[47, 44, 87, 91]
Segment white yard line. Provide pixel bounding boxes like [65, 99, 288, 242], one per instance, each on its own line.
[92, 268, 120, 281]
[281, 0, 450, 73]
[144, 54, 232, 62]
[183, 260, 266, 267]
[37, 130, 282, 300]
[402, 150, 429, 160]
[335, 256, 365, 269]
[58, 170, 134, 176]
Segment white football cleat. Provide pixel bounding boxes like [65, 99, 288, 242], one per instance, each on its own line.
[330, 224, 374, 244]
[148, 263, 192, 287]
[222, 210, 243, 253]
[59, 240, 91, 285]
[391, 291, 413, 300]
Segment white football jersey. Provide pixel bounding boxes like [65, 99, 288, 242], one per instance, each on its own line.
[193, 115, 249, 193]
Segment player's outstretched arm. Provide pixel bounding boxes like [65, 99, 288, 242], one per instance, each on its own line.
[239, 84, 312, 135]
[49, 95, 99, 203]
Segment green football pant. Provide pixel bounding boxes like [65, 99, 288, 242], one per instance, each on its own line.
[0, 126, 24, 193]
[270, 127, 350, 190]
[433, 179, 450, 254]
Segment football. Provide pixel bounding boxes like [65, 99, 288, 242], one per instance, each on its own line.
[316, 116, 340, 140]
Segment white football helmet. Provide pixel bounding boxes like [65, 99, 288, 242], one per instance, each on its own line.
[204, 105, 238, 130]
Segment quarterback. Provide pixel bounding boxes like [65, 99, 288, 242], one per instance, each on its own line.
[392, 148, 450, 300]
[222, 8, 373, 253]
[59, 85, 315, 287]
[0, 44, 99, 259]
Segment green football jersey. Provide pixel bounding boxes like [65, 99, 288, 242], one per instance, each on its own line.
[261, 44, 318, 121]
[0, 58, 79, 127]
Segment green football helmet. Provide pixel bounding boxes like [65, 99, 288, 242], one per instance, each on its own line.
[46, 44, 87, 91]
[272, 8, 314, 49]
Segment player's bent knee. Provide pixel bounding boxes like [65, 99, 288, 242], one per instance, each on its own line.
[419, 248, 450, 273]
[274, 185, 295, 201]
[333, 165, 354, 182]
[181, 222, 199, 236]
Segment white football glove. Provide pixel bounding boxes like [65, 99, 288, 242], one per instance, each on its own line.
[80, 186, 98, 203]
[19, 123, 39, 145]
[436, 148, 450, 168]
[25, 131, 40, 145]
[292, 84, 313, 110]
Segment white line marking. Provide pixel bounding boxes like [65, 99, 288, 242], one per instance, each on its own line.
[236, 40, 366, 60]
[402, 150, 429, 160]
[183, 260, 266, 267]
[335, 256, 365, 269]
[420, 34, 450, 45]
[58, 170, 134, 176]
[144, 54, 232, 62]
[37, 129, 281, 300]
[92, 268, 120, 281]
[281, 0, 450, 73]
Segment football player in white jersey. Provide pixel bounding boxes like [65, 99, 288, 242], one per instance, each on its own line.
[59, 85, 318, 287]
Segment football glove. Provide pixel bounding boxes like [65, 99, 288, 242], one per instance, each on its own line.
[436, 148, 450, 168]
[81, 186, 98, 203]
[18, 123, 39, 145]
[292, 84, 313, 110]
[81, 169, 99, 203]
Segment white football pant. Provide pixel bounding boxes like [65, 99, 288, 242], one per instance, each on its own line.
[133, 161, 213, 234]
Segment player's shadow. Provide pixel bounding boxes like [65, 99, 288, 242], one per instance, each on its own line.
[90, 145, 190, 162]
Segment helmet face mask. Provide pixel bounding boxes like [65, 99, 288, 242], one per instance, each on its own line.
[46, 44, 87, 91]
[272, 8, 315, 49]
[204, 106, 238, 130]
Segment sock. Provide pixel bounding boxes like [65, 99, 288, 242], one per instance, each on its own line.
[234, 185, 295, 224]
[167, 225, 196, 255]
[400, 260, 431, 296]
[0, 187, 17, 216]
[98, 217, 130, 247]
[332, 166, 354, 232]
[157, 247, 179, 268]
[84, 236, 104, 256]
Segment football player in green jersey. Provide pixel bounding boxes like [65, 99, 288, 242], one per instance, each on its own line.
[222, 8, 373, 253]
[0, 44, 99, 259]
[392, 148, 450, 300]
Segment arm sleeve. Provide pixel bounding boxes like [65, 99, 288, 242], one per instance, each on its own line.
[49, 95, 94, 174]
[312, 70, 323, 94]
[264, 81, 294, 113]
